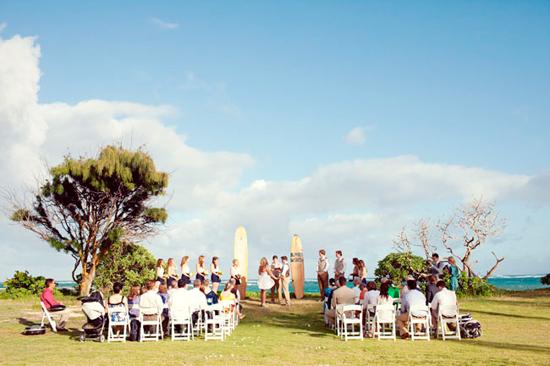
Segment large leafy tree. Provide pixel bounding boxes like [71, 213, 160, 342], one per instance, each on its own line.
[10, 146, 168, 295]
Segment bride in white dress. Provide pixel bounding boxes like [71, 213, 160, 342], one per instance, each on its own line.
[258, 257, 276, 306]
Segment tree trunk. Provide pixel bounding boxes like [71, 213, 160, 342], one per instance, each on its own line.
[79, 264, 96, 296]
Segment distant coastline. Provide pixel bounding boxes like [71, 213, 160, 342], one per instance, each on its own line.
[1, 274, 547, 292]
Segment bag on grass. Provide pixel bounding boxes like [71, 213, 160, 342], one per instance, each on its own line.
[128, 318, 140, 341]
[459, 313, 482, 338]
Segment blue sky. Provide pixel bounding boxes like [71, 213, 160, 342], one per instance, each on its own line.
[0, 1, 549, 279]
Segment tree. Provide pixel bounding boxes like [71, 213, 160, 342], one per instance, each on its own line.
[541, 274, 550, 286]
[94, 240, 156, 292]
[374, 252, 426, 283]
[9, 146, 168, 296]
[394, 219, 436, 261]
[437, 197, 505, 280]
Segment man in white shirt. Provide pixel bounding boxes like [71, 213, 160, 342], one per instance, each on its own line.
[279, 256, 291, 306]
[317, 249, 329, 301]
[187, 279, 208, 325]
[139, 280, 164, 333]
[396, 279, 427, 339]
[334, 250, 346, 279]
[168, 278, 193, 319]
[430, 280, 458, 329]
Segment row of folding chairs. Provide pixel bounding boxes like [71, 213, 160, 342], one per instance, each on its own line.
[333, 302, 461, 341]
[101, 299, 240, 342]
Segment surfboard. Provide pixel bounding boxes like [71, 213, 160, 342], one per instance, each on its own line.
[290, 234, 305, 299]
[233, 226, 248, 299]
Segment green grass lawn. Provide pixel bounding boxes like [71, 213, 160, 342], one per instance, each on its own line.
[0, 289, 549, 366]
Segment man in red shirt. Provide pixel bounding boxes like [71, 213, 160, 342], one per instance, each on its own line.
[40, 278, 70, 330]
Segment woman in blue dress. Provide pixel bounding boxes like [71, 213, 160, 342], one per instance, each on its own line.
[447, 257, 460, 291]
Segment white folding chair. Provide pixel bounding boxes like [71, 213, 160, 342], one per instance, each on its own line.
[409, 305, 431, 341]
[170, 307, 193, 341]
[139, 310, 162, 342]
[204, 304, 225, 341]
[364, 304, 376, 334]
[340, 304, 363, 341]
[40, 302, 57, 332]
[219, 300, 235, 336]
[191, 305, 205, 337]
[437, 304, 461, 341]
[107, 306, 129, 342]
[335, 304, 345, 336]
[374, 305, 396, 340]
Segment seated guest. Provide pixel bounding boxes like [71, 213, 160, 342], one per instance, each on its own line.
[158, 284, 170, 333]
[229, 278, 245, 319]
[220, 282, 236, 301]
[383, 278, 400, 299]
[430, 280, 458, 329]
[188, 279, 208, 324]
[168, 278, 193, 316]
[201, 280, 219, 305]
[139, 280, 164, 331]
[326, 276, 356, 327]
[127, 285, 141, 319]
[426, 275, 439, 305]
[359, 282, 368, 301]
[396, 279, 427, 339]
[106, 282, 128, 334]
[352, 277, 361, 304]
[324, 278, 337, 311]
[364, 281, 380, 308]
[40, 278, 70, 331]
[377, 282, 394, 306]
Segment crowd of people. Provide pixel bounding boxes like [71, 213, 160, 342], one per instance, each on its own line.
[321, 250, 461, 339]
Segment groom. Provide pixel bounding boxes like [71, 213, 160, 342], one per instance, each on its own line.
[280, 256, 291, 306]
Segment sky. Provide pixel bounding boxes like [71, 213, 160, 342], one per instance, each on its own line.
[1, 1, 549, 281]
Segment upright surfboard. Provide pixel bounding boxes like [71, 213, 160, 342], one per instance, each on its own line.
[233, 226, 248, 299]
[290, 234, 305, 299]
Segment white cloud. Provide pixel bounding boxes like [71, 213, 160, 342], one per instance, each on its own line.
[0, 33, 548, 281]
[0, 22, 7, 33]
[344, 126, 367, 145]
[150, 17, 179, 30]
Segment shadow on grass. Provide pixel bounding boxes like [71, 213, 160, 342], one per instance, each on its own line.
[461, 309, 550, 321]
[461, 340, 550, 354]
[481, 299, 550, 308]
[17, 317, 83, 340]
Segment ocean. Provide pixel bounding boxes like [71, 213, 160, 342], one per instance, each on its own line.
[4, 276, 546, 292]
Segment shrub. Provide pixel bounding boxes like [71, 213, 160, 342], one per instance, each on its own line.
[454, 271, 495, 296]
[374, 252, 426, 283]
[94, 241, 156, 292]
[541, 274, 550, 286]
[1, 271, 46, 299]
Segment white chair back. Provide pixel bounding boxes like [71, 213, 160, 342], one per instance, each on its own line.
[40, 301, 57, 332]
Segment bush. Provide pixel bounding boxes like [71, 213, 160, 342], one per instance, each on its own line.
[454, 271, 495, 296]
[1, 271, 46, 299]
[94, 241, 156, 292]
[374, 252, 426, 283]
[541, 274, 550, 286]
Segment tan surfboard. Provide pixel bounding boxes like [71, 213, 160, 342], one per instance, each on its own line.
[233, 226, 248, 299]
[290, 234, 305, 299]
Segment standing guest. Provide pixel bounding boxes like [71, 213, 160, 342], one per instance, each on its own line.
[139, 280, 164, 333]
[230, 259, 242, 285]
[430, 280, 458, 329]
[429, 253, 446, 279]
[270, 255, 282, 304]
[352, 277, 361, 304]
[210, 256, 222, 293]
[280, 256, 291, 306]
[426, 275, 439, 304]
[317, 249, 329, 301]
[166, 258, 178, 281]
[196, 255, 207, 283]
[155, 258, 165, 283]
[357, 260, 368, 282]
[351, 258, 359, 280]
[127, 285, 141, 318]
[396, 279, 427, 339]
[364, 281, 380, 307]
[258, 257, 276, 307]
[447, 257, 460, 291]
[40, 278, 70, 331]
[229, 278, 245, 320]
[334, 250, 346, 279]
[180, 256, 191, 286]
[326, 276, 356, 327]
